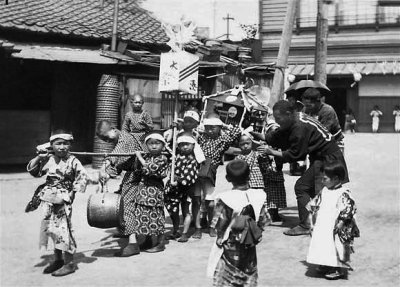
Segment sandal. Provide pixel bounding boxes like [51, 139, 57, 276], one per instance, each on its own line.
[177, 233, 190, 243]
[192, 229, 202, 239]
[324, 269, 346, 280]
[165, 231, 181, 240]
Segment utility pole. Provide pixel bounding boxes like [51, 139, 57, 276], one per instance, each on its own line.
[111, 0, 120, 51]
[223, 13, 235, 40]
[314, 0, 331, 85]
[270, 0, 298, 105]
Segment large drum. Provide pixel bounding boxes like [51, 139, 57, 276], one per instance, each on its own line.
[87, 192, 122, 229]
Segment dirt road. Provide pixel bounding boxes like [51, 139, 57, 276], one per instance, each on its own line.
[1, 133, 399, 286]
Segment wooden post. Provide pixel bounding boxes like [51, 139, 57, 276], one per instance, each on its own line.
[314, 0, 330, 85]
[170, 91, 179, 184]
[111, 0, 119, 51]
[270, 0, 298, 106]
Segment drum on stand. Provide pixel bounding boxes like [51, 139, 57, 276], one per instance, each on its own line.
[87, 192, 122, 229]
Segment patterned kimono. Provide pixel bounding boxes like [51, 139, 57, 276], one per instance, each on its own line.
[257, 153, 287, 209]
[236, 151, 265, 190]
[122, 154, 169, 236]
[307, 185, 359, 268]
[27, 154, 87, 253]
[208, 189, 267, 287]
[197, 126, 241, 185]
[165, 153, 199, 214]
[121, 110, 153, 152]
[107, 131, 141, 233]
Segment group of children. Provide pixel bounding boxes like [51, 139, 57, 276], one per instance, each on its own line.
[27, 94, 359, 284]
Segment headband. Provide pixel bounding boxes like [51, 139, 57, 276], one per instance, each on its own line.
[49, 133, 74, 142]
[177, 135, 196, 144]
[203, 118, 223, 126]
[145, 133, 166, 145]
[183, 110, 200, 122]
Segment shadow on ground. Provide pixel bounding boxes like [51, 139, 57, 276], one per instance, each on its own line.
[34, 252, 97, 270]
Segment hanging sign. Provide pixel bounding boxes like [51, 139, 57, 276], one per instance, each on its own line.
[159, 51, 199, 95]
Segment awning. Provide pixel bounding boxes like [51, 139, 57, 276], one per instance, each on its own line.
[11, 44, 119, 64]
[287, 61, 400, 76]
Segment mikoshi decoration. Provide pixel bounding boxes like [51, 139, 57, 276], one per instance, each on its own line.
[202, 85, 271, 131]
[159, 17, 198, 184]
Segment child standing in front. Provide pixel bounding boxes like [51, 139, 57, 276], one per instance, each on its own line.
[306, 160, 360, 280]
[114, 133, 169, 256]
[122, 94, 153, 150]
[164, 132, 205, 242]
[207, 160, 267, 286]
[237, 134, 287, 222]
[27, 130, 88, 276]
[193, 115, 241, 239]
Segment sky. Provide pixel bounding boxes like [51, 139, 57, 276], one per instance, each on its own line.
[142, 0, 259, 41]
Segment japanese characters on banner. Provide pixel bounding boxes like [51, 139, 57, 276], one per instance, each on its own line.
[159, 51, 199, 95]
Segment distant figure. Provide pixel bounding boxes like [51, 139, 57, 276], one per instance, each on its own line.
[344, 109, 356, 134]
[370, 105, 383, 133]
[393, 105, 400, 132]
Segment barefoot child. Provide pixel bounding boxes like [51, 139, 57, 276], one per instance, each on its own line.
[122, 94, 153, 150]
[207, 160, 267, 286]
[27, 130, 88, 276]
[306, 160, 359, 280]
[114, 133, 170, 256]
[164, 133, 205, 242]
[194, 115, 241, 239]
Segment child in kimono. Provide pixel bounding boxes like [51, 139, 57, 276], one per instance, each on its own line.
[193, 115, 241, 239]
[115, 133, 169, 257]
[122, 94, 153, 151]
[27, 130, 88, 276]
[306, 160, 359, 280]
[164, 132, 205, 242]
[237, 133, 287, 222]
[207, 160, 267, 287]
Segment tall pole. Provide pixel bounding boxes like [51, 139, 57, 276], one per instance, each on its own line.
[223, 13, 235, 40]
[270, 0, 298, 105]
[111, 0, 119, 51]
[314, 0, 330, 85]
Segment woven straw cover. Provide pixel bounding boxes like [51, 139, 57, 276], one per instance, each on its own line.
[92, 74, 121, 168]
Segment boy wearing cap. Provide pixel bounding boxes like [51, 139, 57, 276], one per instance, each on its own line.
[164, 109, 201, 142]
[193, 115, 241, 239]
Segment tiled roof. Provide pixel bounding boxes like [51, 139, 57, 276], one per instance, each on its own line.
[0, 0, 168, 45]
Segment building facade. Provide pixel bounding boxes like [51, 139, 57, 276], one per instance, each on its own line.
[260, 0, 400, 132]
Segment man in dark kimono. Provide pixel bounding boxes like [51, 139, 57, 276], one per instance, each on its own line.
[257, 100, 349, 236]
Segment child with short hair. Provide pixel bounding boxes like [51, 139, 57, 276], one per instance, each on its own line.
[27, 130, 88, 276]
[207, 160, 267, 286]
[237, 134, 287, 222]
[306, 160, 359, 280]
[193, 115, 241, 239]
[164, 132, 205, 242]
[122, 94, 153, 150]
[115, 132, 170, 256]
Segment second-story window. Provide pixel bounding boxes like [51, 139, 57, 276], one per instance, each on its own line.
[296, 0, 400, 28]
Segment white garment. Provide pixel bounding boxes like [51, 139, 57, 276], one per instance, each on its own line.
[306, 186, 348, 268]
[370, 110, 382, 132]
[393, 110, 400, 132]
